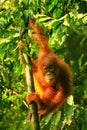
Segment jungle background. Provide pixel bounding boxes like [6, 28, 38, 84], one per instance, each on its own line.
[0, 0, 87, 130]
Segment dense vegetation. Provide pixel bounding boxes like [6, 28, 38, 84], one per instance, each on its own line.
[0, 0, 87, 130]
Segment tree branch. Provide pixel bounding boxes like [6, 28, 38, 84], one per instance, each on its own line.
[23, 53, 40, 130]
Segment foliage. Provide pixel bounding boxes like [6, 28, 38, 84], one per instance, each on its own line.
[0, 0, 87, 130]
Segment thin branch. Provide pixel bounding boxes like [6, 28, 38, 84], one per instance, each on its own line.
[23, 51, 40, 130]
[18, 1, 40, 128]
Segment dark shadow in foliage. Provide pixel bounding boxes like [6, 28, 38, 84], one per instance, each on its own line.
[78, 1, 87, 13]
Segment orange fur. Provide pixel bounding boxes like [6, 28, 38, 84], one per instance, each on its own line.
[26, 19, 72, 119]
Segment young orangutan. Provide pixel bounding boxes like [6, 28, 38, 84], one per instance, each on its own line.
[26, 19, 72, 119]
